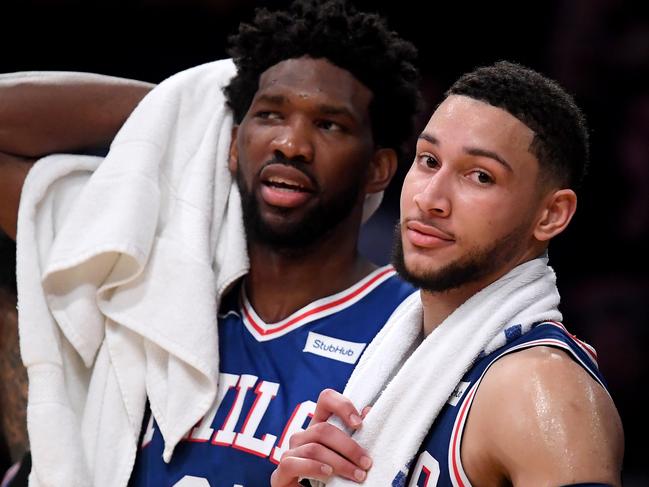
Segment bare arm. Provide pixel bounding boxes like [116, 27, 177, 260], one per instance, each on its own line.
[462, 346, 624, 487]
[0, 71, 155, 239]
[0, 71, 154, 157]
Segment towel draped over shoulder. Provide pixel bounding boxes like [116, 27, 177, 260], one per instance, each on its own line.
[17, 59, 249, 487]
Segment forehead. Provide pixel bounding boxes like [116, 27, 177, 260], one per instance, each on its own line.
[425, 95, 536, 163]
[254, 57, 373, 116]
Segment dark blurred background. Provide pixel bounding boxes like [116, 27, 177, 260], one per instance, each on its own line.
[0, 0, 647, 484]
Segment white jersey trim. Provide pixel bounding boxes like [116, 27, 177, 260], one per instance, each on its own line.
[240, 265, 397, 342]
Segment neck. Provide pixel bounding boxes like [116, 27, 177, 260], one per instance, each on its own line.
[420, 280, 484, 336]
[245, 215, 375, 323]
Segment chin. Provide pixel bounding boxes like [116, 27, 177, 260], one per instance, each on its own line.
[408, 265, 446, 285]
[405, 248, 448, 271]
[257, 217, 302, 236]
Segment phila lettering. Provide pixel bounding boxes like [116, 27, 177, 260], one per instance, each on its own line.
[140, 373, 316, 464]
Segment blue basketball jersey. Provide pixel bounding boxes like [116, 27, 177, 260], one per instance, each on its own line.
[129, 265, 416, 487]
[403, 322, 606, 487]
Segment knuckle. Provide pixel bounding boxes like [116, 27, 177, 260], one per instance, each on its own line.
[278, 455, 300, 475]
[302, 442, 321, 458]
[319, 388, 336, 402]
[279, 448, 295, 462]
[310, 422, 329, 437]
[288, 431, 306, 449]
[282, 456, 298, 468]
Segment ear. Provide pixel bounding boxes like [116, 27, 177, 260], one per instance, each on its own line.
[533, 189, 577, 242]
[365, 148, 398, 194]
[228, 125, 239, 175]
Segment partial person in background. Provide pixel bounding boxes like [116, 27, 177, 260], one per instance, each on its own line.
[0, 235, 29, 487]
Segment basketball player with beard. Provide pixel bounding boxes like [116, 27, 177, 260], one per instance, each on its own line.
[271, 62, 624, 487]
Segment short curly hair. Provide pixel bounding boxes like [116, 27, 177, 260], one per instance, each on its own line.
[224, 0, 422, 155]
[447, 61, 589, 189]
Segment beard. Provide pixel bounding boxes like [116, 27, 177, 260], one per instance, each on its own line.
[236, 161, 363, 253]
[391, 221, 529, 293]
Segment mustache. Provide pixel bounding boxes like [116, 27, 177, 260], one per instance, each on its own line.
[259, 155, 319, 190]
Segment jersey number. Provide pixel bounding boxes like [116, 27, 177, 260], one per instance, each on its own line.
[408, 451, 440, 487]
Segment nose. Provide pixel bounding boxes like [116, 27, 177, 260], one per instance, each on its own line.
[269, 117, 314, 163]
[412, 171, 451, 217]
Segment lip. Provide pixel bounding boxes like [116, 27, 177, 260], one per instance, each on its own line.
[405, 220, 454, 249]
[258, 164, 316, 208]
[259, 164, 316, 192]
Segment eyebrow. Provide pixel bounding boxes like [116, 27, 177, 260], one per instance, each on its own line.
[464, 147, 513, 172]
[255, 93, 356, 120]
[418, 132, 438, 145]
[316, 104, 355, 120]
[255, 94, 287, 105]
[418, 131, 513, 172]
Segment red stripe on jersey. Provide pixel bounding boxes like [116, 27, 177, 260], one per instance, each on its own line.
[231, 437, 273, 458]
[546, 321, 598, 364]
[243, 266, 396, 337]
[450, 383, 477, 487]
[421, 466, 431, 486]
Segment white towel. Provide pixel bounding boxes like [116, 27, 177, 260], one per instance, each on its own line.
[314, 256, 562, 486]
[16, 59, 249, 487]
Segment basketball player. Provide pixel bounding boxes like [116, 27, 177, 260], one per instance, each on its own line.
[271, 62, 624, 486]
[0, 1, 422, 485]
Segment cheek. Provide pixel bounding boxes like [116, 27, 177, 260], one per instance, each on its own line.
[456, 191, 531, 239]
[319, 143, 373, 185]
[332, 140, 373, 165]
[236, 129, 268, 175]
[240, 121, 273, 152]
[242, 131, 261, 158]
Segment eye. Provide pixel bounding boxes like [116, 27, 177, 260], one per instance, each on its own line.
[255, 111, 281, 120]
[468, 170, 494, 185]
[316, 119, 344, 132]
[417, 154, 439, 169]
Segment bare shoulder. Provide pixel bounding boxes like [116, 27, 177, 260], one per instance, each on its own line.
[461, 345, 624, 487]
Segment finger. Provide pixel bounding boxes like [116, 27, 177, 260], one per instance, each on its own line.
[360, 406, 372, 419]
[289, 422, 372, 473]
[311, 389, 362, 429]
[287, 443, 370, 483]
[271, 456, 333, 487]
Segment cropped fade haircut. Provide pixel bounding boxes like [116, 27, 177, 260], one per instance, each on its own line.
[447, 61, 589, 190]
[224, 0, 422, 156]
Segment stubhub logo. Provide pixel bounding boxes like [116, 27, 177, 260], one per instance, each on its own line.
[303, 332, 367, 364]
